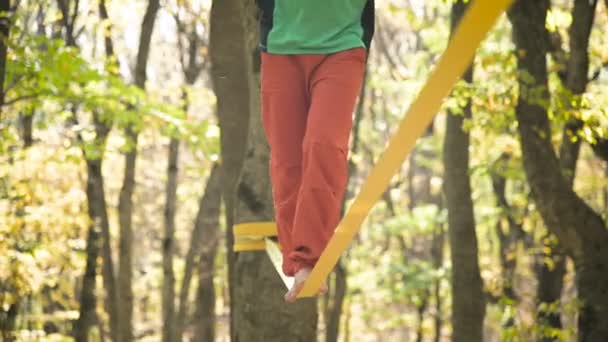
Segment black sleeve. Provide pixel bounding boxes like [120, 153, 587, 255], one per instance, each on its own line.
[361, 0, 375, 50]
[256, 0, 274, 51]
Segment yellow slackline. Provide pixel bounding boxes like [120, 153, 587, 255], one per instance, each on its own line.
[233, 222, 277, 251]
[235, 0, 515, 299]
[233, 222, 293, 288]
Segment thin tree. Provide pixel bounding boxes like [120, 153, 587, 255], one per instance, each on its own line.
[55, 0, 119, 339]
[167, 3, 209, 340]
[443, 1, 485, 341]
[116, 0, 160, 340]
[191, 164, 222, 342]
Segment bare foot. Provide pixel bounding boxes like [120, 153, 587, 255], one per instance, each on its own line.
[284, 268, 328, 303]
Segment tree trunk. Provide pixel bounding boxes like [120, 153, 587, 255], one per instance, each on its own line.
[210, 1, 318, 340]
[209, 0, 252, 336]
[535, 239, 567, 341]
[162, 137, 179, 342]
[74, 157, 106, 342]
[19, 111, 33, 147]
[490, 154, 532, 329]
[508, 1, 608, 340]
[72, 1, 117, 339]
[325, 262, 347, 342]
[536, 2, 597, 337]
[74, 112, 114, 342]
[94, 1, 122, 340]
[171, 14, 207, 335]
[0, 302, 19, 342]
[0, 0, 11, 116]
[191, 164, 222, 342]
[117, 1, 159, 340]
[432, 219, 445, 342]
[443, 2, 485, 341]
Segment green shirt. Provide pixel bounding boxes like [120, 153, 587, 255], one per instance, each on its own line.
[266, 0, 368, 54]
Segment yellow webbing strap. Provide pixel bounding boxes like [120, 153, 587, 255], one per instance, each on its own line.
[233, 222, 277, 251]
[233, 223, 294, 288]
[297, 0, 514, 298]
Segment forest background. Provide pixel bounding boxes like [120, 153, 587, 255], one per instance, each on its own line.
[1, 0, 608, 341]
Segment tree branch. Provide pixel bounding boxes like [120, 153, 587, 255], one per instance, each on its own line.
[2, 93, 41, 106]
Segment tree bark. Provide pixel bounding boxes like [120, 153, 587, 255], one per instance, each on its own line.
[191, 164, 222, 342]
[325, 262, 347, 342]
[536, 2, 597, 337]
[19, 111, 33, 147]
[508, 1, 608, 340]
[209, 0, 252, 336]
[75, 152, 109, 342]
[0, 302, 19, 342]
[65, 0, 117, 340]
[210, 1, 318, 340]
[535, 237, 566, 341]
[97, 0, 120, 337]
[117, 0, 159, 340]
[443, 2, 485, 341]
[162, 137, 179, 342]
[0, 0, 10, 115]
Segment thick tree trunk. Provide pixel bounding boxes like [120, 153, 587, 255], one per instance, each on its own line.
[210, 1, 318, 340]
[117, 1, 159, 340]
[536, 2, 597, 337]
[508, 1, 608, 340]
[191, 164, 222, 342]
[209, 0, 252, 336]
[162, 137, 179, 342]
[443, 2, 485, 341]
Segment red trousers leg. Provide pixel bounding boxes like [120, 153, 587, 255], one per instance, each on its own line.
[261, 48, 366, 276]
[261, 52, 308, 276]
[289, 48, 366, 273]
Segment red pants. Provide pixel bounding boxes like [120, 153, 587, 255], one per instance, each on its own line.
[261, 48, 366, 276]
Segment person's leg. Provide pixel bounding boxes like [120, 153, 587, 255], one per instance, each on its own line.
[260, 52, 309, 277]
[286, 48, 366, 297]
